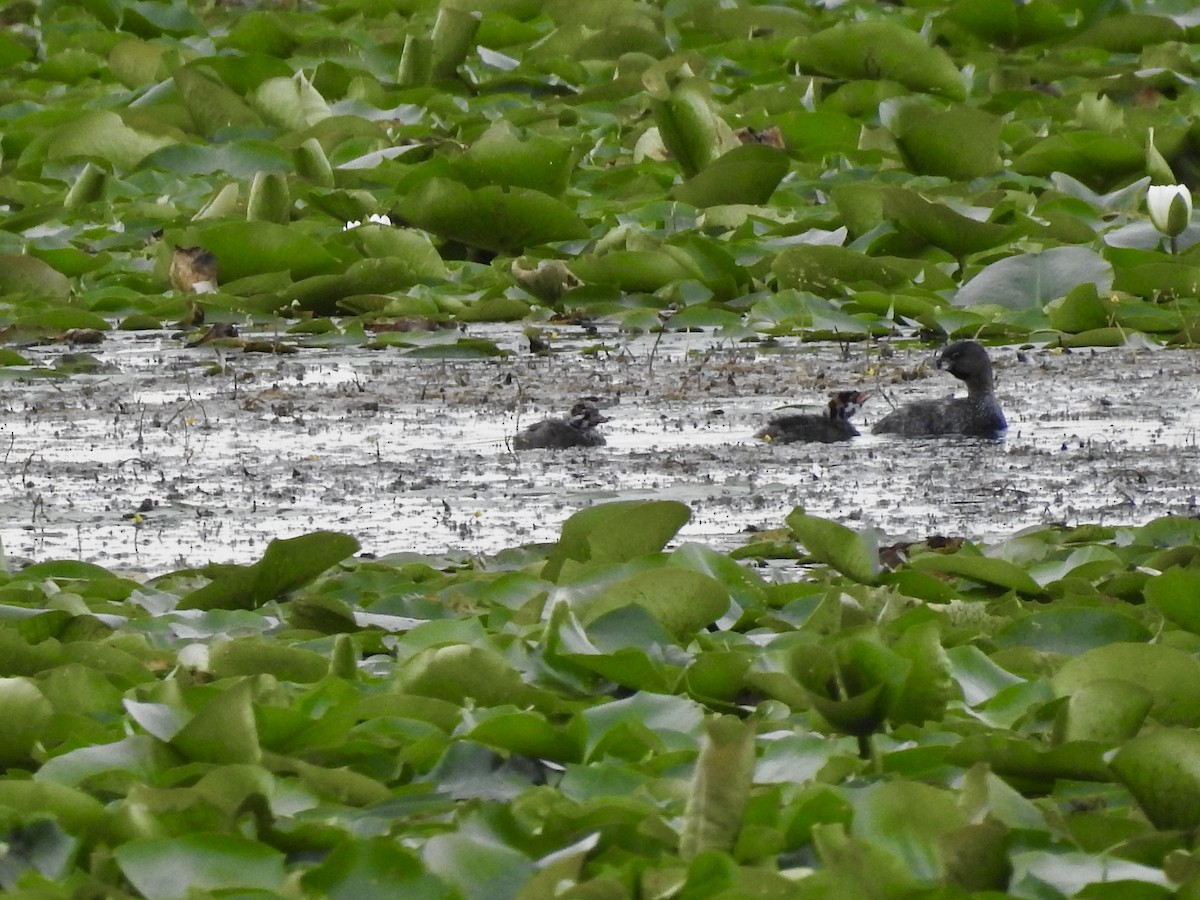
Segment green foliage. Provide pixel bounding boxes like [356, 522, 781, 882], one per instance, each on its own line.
[0, 0, 1193, 344]
[0, 503, 1192, 893]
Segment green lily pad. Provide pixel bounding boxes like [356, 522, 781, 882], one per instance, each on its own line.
[955, 247, 1113, 310]
[792, 21, 966, 100]
[1112, 729, 1200, 829]
[115, 834, 285, 900]
[671, 144, 789, 207]
[403, 178, 589, 254]
[1054, 643, 1200, 726]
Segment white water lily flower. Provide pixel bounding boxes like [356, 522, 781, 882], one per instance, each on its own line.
[342, 213, 393, 231]
[1147, 183, 1192, 237]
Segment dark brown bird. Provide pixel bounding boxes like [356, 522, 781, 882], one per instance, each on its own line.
[757, 390, 868, 443]
[513, 399, 609, 450]
[873, 341, 1006, 437]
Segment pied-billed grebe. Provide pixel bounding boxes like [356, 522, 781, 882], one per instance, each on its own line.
[872, 340, 1007, 437]
[757, 390, 869, 443]
[512, 399, 609, 450]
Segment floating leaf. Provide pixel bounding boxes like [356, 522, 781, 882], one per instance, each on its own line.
[43, 110, 177, 169]
[786, 508, 879, 584]
[881, 186, 1012, 258]
[178, 531, 359, 610]
[0, 678, 52, 767]
[1112, 729, 1200, 830]
[301, 839, 448, 900]
[1054, 679, 1152, 745]
[680, 716, 755, 860]
[543, 500, 691, 582]
[0, 254, 72, 300]
[572, 567, 729, 641]
[186, 221, 340, 282]
[652, 78, 734, 179]
[671, 144, 789, 207]
[954, 247, 1113, 309]
[251, 72, 331, 131]
[208, 637, 330, 682]
[1145, 566, 1200, 634]
[569, 249, 693, 292]
[995, 607, 1149, 654]
[1054, 643, 1200, 726]
[792, 21, 965, 100]
[172, 66, 261, 135]
[115, 834, 285, 900]
[457, 120, 575, 195]
[403, 178, 589, 253]
[888, 103, 1002, 180]
[171, 680, 261, 765]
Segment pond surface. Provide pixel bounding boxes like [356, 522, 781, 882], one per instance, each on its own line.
[2, 325, 1198, 574]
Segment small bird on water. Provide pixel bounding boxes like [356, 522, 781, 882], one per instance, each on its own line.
[512, 399, 610, 450]
[757, 390, 869, 443]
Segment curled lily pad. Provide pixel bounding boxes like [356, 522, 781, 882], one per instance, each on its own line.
[652, 77, 737, 179]
[680, 716, 755, 860]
